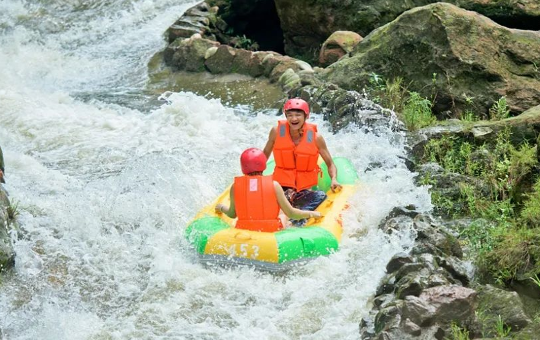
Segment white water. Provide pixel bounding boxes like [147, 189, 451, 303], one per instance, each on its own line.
[0, 1, 432, 339]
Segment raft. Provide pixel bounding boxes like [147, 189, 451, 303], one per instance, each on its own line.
[185, 157, 359, 272]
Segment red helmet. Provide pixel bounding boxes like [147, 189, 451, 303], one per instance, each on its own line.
[283, 98, 310, 119]
[240, 148, 267, 175]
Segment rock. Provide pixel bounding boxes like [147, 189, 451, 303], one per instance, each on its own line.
[380, 215, 414, 235]
[205, 44, 237, 73]
[273, 0, 540, 60]
[0, 187, 15, 272]
[395, 263, 425, 283]
[278, 68, 301, 93]
[205, 46, 218, 59]
[402, 295, 435, 326]
[249, 51, 273, 77]
[419, 285, 477, 325]
[230, 48, 254, 75]
[414, 215, 463, 258]
[477, 285, 532, 331]
[170, 36, 220, 72]
[324, 3, 540, 118]
[319, 31, 363, 67]
[261, 53, 282, 77]
[386, 253, 414, 274]
[374, 301, 404, 333]
[295, 60, 313, 72]
[439, 256, 471, 285]
[269, 56, 302, 83]
[402, 318, 422, 336]
[166, 2, 213, 43]
[396, 270, 428, 298]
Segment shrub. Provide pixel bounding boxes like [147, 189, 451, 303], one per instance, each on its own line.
[520, 178, 540, 227]
[489, 97, 510, 120]
[402, 91, 436, 131]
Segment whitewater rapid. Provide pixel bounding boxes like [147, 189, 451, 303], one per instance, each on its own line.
[0, 1, 431, 339]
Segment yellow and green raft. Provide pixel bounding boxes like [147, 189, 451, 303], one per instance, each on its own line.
[185, 157, 359, 271]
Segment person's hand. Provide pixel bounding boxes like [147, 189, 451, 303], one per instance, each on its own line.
[331, 179, 342, 192]
[215, 204, 226, 214]
[310, 211, 322, 219]
[0, 169, 4, 184]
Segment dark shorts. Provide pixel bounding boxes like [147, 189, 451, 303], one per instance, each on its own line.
[283, 187, 327, 211]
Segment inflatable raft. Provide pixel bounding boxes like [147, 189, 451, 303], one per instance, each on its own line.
[185, 157, 359, 272]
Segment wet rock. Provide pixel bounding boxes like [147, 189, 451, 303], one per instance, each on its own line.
[414, 215, 463, 258]
[396, 271, 428, 298]
[402, 295, 434, 326]
[395, 263, 425, 283]
[261, 53, 282, 77]
[439, 256, 471, 285]
[379, 215, 414, 235]
[373, 294, 394, 308]
[374, 301, 404, 333]
[376, 275, 396, 296]
[386, 253, 413, 274]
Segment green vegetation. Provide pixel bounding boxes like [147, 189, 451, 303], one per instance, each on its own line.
[231, 34, 258, 51]
[422, 124, 540, 284]
[489, 97, 510, 120]
[367, 73, 436, 130]
[4, 199, 19, 220]
[448, 313, 512, 340]
[495, 315, 512, 337]
[449, 323, 470, 340]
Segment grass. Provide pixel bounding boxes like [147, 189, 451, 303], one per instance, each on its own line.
[366, 73, 436, 131]
[449, 323, 470, 340]
[5, 199, 20, 220]
[422, 126, 540, 285]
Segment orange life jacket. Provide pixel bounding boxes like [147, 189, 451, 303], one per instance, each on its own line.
[273, 120, 320, 191]
[233, 175, 283, 232]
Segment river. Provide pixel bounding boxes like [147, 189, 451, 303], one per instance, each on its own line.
[0, 0, 431, 339]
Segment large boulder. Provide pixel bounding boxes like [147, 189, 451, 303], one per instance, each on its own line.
[323, 3, 540, 118]
[273, 0, 431, 58]
[273, 0, 540, 60]
[318, 31, 363, 67]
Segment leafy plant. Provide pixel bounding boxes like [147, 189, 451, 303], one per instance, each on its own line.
[521, 178, 540, 227]
[459, 218, 496, 254]
[489, 97, 510, 120]
[402, 91, 436, 131]
[460, 110, 477, 122]
[494, 315, 511, 337]
[231, 34, 258, 50]
[5, 200, 20, 220]
[381, 77, 408, 112]
[529, 274, 540, 288]
[449, 323, 470, 340]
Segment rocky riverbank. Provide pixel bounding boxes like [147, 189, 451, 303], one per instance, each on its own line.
[150, 1, 540, 338]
